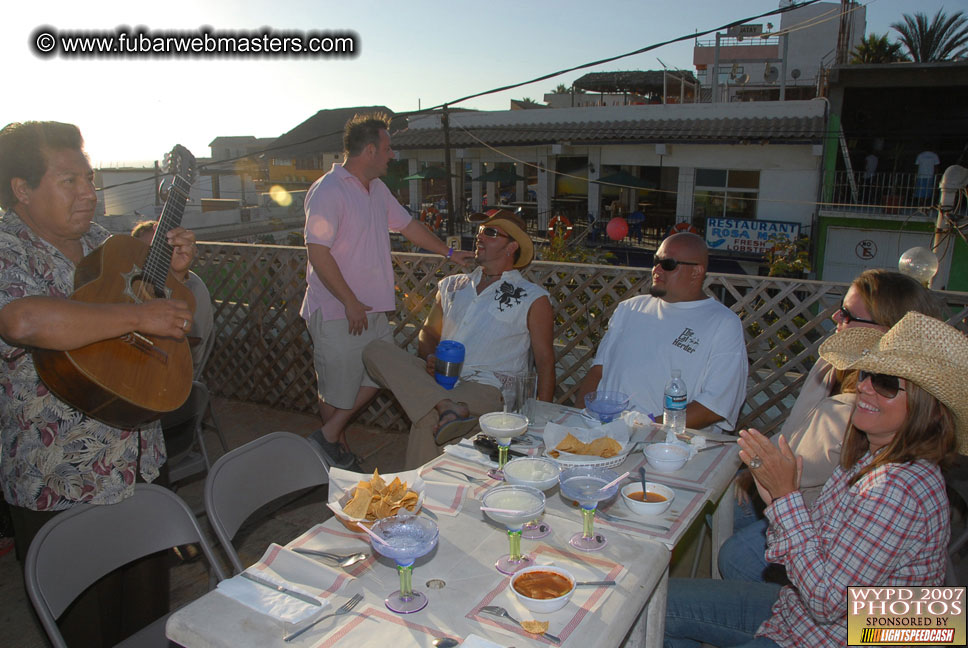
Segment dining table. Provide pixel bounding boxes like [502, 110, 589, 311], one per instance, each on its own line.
[166, 401, 742, 648]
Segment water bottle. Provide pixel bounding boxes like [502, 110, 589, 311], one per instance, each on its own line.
[434, 340, 465, 390]
[663, 369, 687, 435]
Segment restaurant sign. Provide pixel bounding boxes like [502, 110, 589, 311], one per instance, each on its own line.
[705, 217, 800, 257]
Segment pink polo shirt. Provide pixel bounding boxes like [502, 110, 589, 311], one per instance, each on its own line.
[299, 164, 412, 321]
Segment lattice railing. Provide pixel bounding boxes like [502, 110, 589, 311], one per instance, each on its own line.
[195, 243, 968, 435]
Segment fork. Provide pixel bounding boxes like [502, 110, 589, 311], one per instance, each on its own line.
[432, 466, 488, 484]
[283, 593, 364, 642]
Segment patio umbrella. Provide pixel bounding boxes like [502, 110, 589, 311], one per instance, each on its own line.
[592, 170, 655, 190]
[403, 166, 453, 181]
[473, 168, 527, 183]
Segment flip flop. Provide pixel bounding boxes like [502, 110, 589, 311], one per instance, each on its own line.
[434, 410, 479, 445]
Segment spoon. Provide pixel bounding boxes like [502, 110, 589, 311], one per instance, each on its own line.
[639, 466, 648, 495]
[432, 638, 459, 648]
[291, 548, 369, 567]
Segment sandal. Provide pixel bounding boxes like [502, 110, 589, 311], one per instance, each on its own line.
[434, 410, 479, 445]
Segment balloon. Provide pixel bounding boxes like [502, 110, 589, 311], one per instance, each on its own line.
[606, 217, 628, 241]
[898, 246, 938, 285]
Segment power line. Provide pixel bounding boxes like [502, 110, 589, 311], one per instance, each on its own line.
[97, 1, 824, 194]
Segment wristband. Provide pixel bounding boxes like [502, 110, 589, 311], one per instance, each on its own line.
[447, 248, 454, 259]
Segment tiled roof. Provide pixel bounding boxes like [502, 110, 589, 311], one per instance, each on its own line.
[267, 106, 403, 158]
[391, 115, 824, 149]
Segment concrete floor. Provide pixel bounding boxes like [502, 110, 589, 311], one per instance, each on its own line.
[0, 397, 712, 647]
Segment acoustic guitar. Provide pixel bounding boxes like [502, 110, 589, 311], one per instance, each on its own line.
[33, 145, 197, 428]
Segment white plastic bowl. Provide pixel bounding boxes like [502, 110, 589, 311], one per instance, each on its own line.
[621, 482, 675, 516]
[643, 443, 689, 473]
[510, 564, 576, 613]
[503, 457, 561, 491]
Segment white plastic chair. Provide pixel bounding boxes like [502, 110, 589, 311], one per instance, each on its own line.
[24, 483, 226, 648]
[204, 431, 329, 574]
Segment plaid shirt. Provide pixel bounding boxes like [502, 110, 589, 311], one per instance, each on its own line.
[0, 211, 165, 511]
[760, 452, 949, 647]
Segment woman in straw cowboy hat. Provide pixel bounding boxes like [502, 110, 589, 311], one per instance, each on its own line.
[663, 311, 965, 648]
[720, 269, 945, 583]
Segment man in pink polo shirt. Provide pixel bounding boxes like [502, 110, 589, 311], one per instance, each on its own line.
[300, 112, 472, 468]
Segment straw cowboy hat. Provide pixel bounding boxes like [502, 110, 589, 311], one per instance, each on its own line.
[471, 209, 534, 268]
[819, 311, 968, 453]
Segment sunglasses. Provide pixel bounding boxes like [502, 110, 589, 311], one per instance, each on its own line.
[837, 305, 878, 326]
[655, 257, 700, 272]
[858, 370, 906, 399]
[479, 226, 510, 239]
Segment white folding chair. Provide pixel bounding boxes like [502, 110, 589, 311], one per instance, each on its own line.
[24, 484, 226, 648]
[204, 431, 329, 574]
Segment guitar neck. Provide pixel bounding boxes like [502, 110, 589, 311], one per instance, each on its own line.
[144, 174, 191, 289]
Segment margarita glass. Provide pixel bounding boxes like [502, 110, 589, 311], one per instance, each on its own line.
[502, 457, 560, 539]
[480, 411, 529, 480]
[369, 513, 439, 613]
[558, 466, 621, 551]
[480, 484, 545, 574]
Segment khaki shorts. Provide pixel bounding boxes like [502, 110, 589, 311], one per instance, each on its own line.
[307, 311, 392, 410]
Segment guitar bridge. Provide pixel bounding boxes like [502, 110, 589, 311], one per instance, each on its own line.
[121, 332, 169, 364]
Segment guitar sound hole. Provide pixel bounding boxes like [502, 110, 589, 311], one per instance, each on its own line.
[131, 277, 165, 301]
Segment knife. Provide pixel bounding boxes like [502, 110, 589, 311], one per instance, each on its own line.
[240, 571, 323, 607]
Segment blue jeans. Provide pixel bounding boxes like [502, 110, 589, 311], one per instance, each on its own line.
[718, 517, 770, 582]
[665, 578, 782, 648]
[733, 495, 760, 531]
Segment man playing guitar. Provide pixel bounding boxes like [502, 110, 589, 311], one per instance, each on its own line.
[0, 121, 196, 646]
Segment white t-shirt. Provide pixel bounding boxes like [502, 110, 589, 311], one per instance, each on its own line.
[915, 151, 940, 177]
[593, 295, 748, 431]
[439, 267, 548, 390]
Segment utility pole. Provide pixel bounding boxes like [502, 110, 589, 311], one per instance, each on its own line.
[835, 0, 853, 65]
[442, 106, 456, 235]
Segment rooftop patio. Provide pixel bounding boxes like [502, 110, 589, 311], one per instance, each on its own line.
[3, 243, 967, 645]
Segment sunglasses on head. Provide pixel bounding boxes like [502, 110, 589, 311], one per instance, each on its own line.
[479, 226, 510, 239]
[655, 257, 700, 272]
[837, 305, 878, 326]
[858, 370, 906, 399]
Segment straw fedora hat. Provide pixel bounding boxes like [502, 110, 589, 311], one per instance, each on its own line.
[819, 311, 968, 453]
[471, 209, 534, 268]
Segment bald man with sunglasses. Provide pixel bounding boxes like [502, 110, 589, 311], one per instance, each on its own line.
[576, 232, 747, 433]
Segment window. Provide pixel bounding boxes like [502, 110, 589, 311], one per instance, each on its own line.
[694, 169, 760, 220]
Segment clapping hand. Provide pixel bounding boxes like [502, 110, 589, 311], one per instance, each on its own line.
[737, 428, 802, 506]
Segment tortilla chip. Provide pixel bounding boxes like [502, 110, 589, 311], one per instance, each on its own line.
[588, 437, 622, 458]
[369, 469, 386, 493]
[342, 470, 419, 521]
[521, 620, 549, 634]
[548, 450, 561, 458]
[556, 433, 585, 454]
[555, 432, 622, 457]
[343, 485, 372, 519]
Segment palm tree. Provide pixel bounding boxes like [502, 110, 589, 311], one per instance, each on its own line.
[551, 84, 570, 94]
[850, 33, 908, 63]
[891, 9, 968, 62]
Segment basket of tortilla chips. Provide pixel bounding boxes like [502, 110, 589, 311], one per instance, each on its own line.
[542, 420, 631, 468]
[327, 468, 425, 531]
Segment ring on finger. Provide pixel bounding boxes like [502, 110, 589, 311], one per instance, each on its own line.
[749, 456, 763, 469]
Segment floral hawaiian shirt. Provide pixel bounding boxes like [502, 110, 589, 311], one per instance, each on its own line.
[0, 211, 165, 511]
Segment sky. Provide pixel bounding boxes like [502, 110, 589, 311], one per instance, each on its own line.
[3, 0, 956, 167]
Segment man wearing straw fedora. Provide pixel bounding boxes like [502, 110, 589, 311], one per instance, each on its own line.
[364, 210, 555, 469]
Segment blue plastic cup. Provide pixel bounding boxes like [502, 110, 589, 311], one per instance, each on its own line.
[434, 340, 465, 389]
